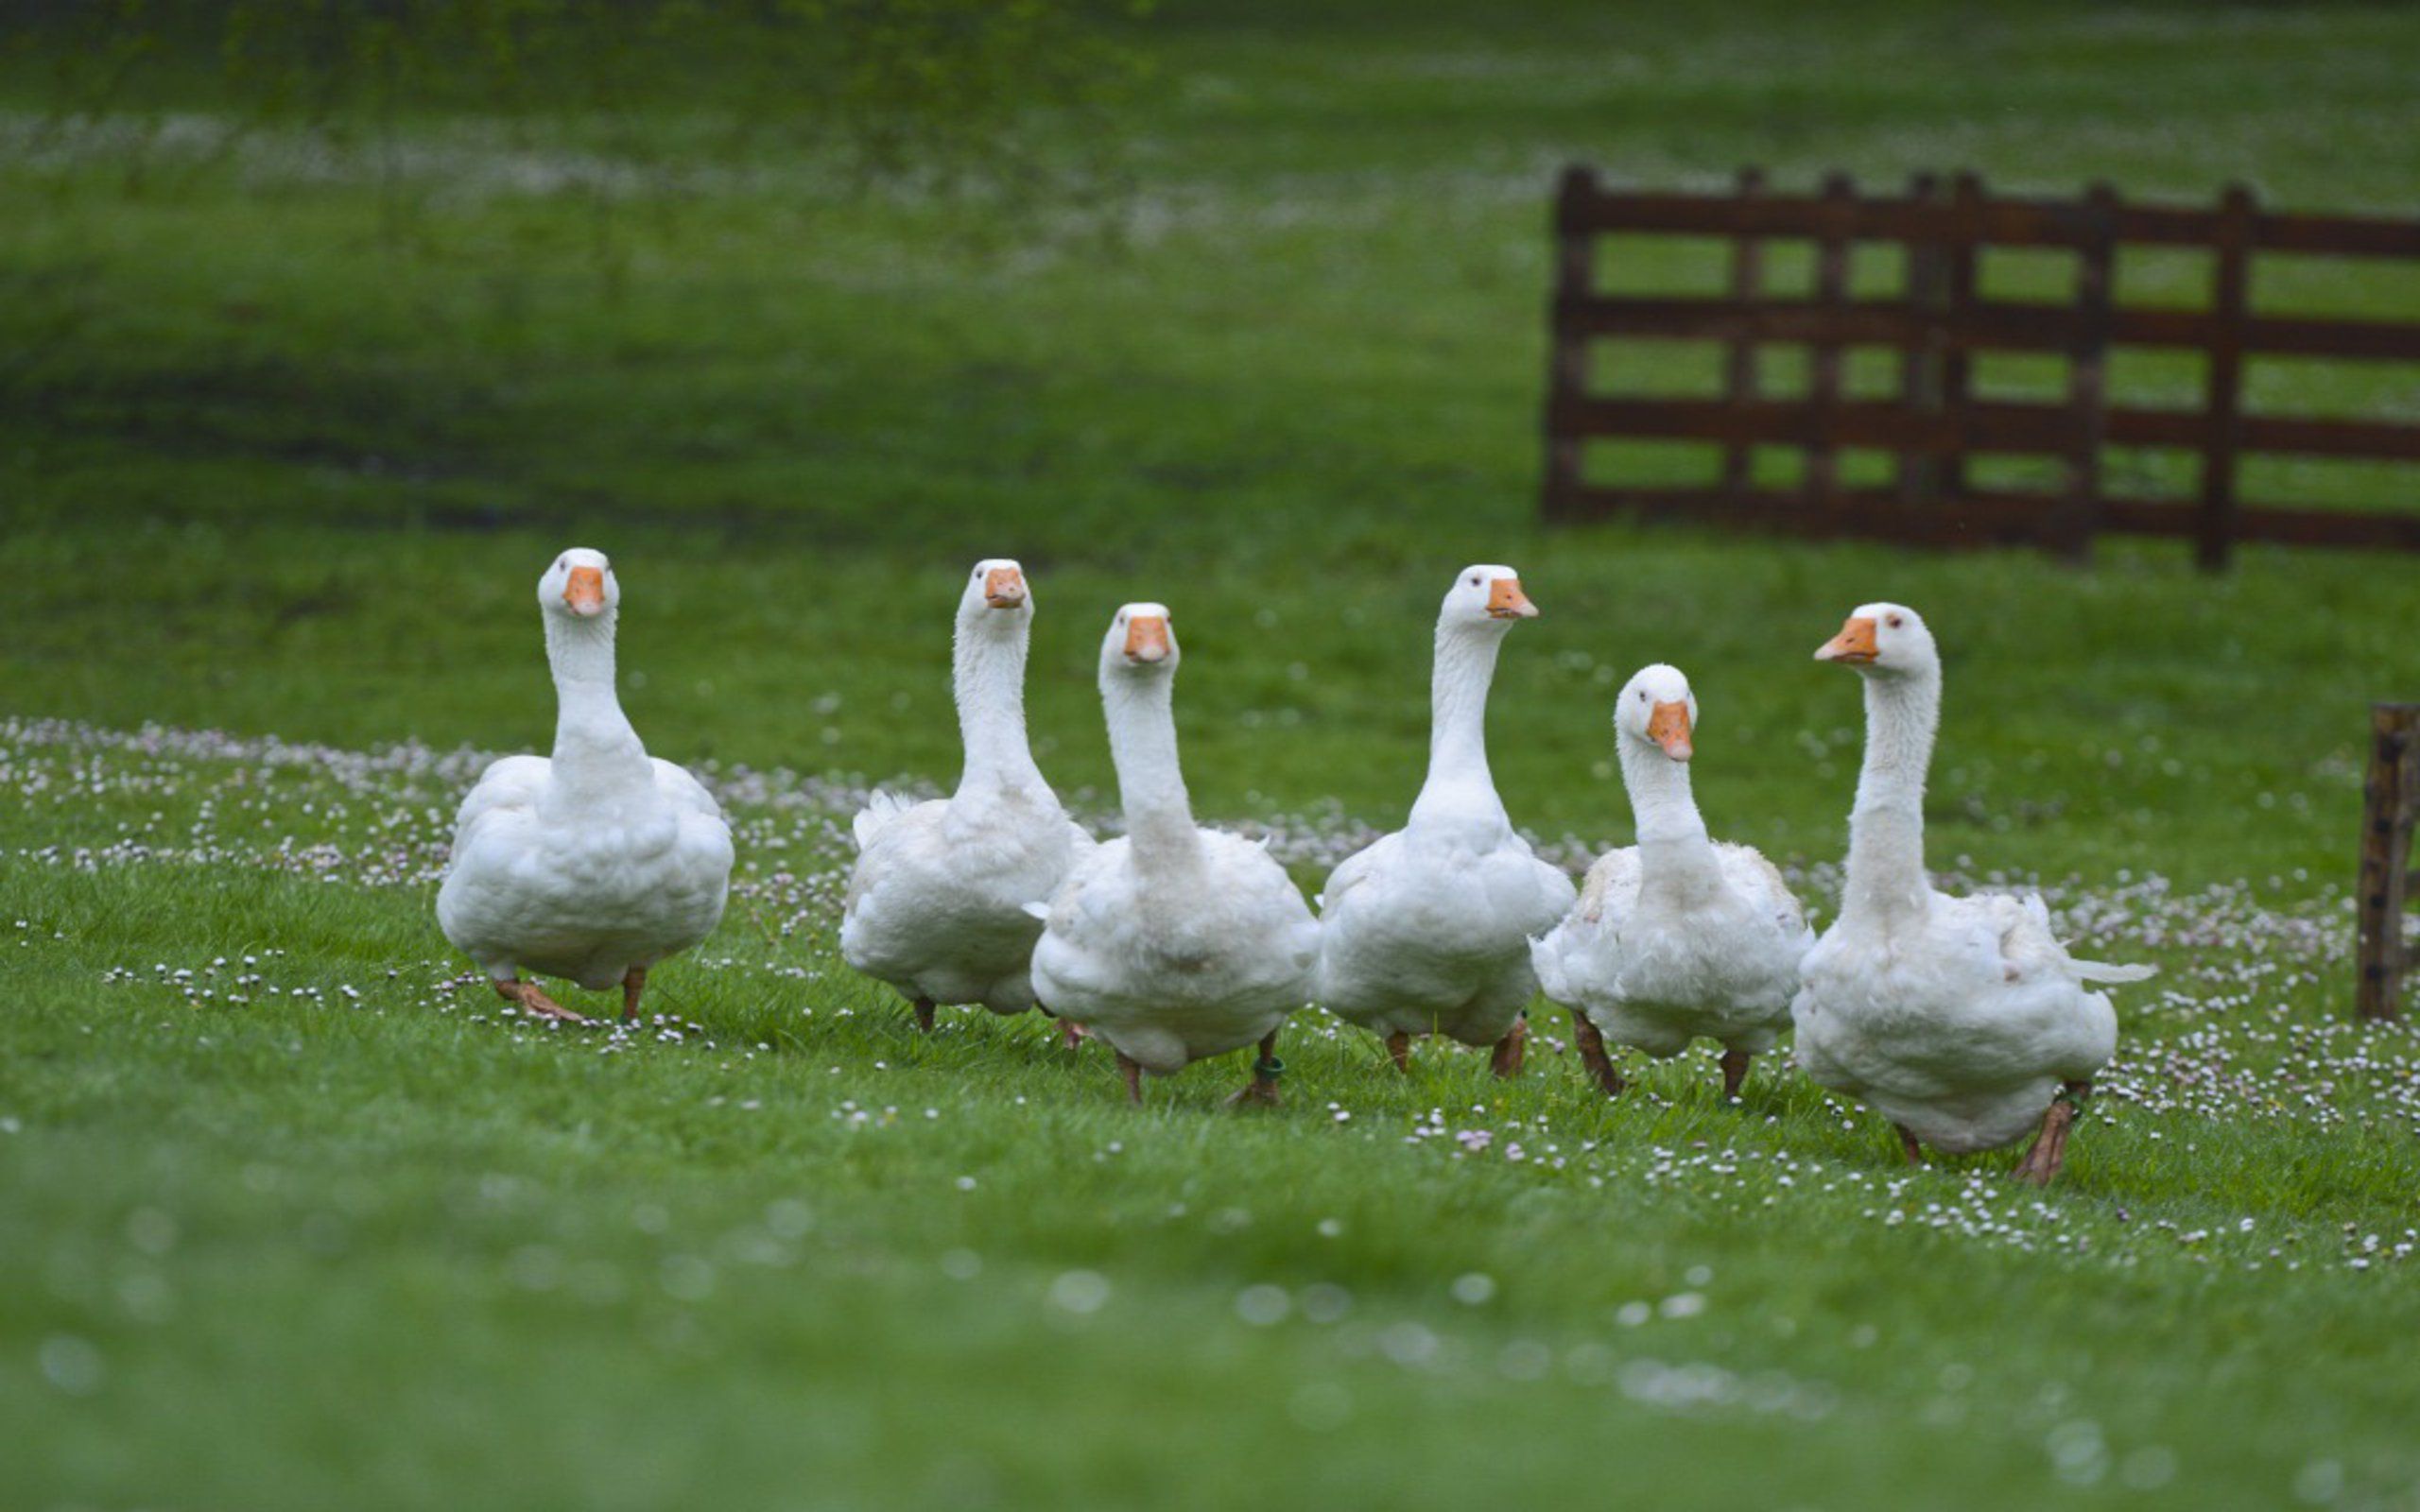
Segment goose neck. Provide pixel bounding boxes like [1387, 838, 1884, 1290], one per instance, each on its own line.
[1618, 737, 1721, 894]
[1102, 671, 1201, 870]
[952, 615, 1046, 799]
[1409, 621, 1510, 829]
[544, 612, 650, 798]
[1841, 667, 1940, 926]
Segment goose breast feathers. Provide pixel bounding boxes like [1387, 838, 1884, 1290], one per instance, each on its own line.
[1316, 825, 1575, 1043]
[1792, 889, 2123, 1152]
[842, 786, 1094, 1013]
[1031, 831, 1317, 1074]
[1533, 840, 1809, 1057]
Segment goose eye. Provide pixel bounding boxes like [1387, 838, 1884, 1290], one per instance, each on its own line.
[1467, 575, 1480, 586]
[1887, 614, 1904, 628]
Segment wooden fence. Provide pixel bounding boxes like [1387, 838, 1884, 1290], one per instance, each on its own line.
[1542, 167, 2420, 565]
[2358, 704, 2420, 1022]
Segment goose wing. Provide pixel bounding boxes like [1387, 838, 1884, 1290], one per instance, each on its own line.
[448, 754, 550, 853]
[651, 758, 726, 825]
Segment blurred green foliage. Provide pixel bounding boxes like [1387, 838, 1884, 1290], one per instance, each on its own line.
[6, 0, 1152, 265]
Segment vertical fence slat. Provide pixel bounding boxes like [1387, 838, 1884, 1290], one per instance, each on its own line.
[2056, 182, 2119, 560]
[2357, 703, 2419, 1022]
[1938, 172, 1984, 507]
[1542, 165, 1596, 521]
[1806, 172, 1855, 530]
[2198, 183, 2256, 571]
[1720, 166, 1767, 499]
[1897, 171, 1945, 508]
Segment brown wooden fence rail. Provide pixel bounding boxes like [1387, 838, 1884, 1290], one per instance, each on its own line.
[1542, 166, 2420, 566]
[2357, 704, 2420, 1022]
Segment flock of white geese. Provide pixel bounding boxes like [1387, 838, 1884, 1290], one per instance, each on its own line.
[438, 549, 2153, 1185]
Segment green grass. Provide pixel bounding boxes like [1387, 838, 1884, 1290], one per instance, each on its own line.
[5, 1, 2420, 1507]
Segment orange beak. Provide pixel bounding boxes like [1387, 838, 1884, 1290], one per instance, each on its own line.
[1647, 699, 1694, 761]
[983, 566, 1027, 609]
[1123, 615, 1170, 663]
[1816, 615, 1877, 664]
[563, 565, 607, 616]
[1487, 576, 1538, 620]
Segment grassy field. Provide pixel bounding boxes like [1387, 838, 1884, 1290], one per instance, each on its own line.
[5, 2, 2420, 1508]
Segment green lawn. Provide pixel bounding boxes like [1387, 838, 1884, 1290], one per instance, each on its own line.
[5, 2, 2420, 1508]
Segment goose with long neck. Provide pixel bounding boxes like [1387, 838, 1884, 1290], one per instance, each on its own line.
[1531, 664, 1812, 1102]
[1790, 603, 2154, 1185]
[1028, 603, 1320, 1107]
[841, 558, 1094, 1034]
[438, 547, 734, 1024]
[1313, 565, 1577, 1075]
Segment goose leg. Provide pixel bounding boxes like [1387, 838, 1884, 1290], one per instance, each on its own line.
[1488, 1013, 1528, 1079]
[621, 966, 648, 1023]
[2012, 1080, 2088, 1187]
[493, 976, 587, 1025]
[912, 997, 936, 1034]
[1895, 1125, 1926, 1165]
[1116, 1052, 1145, 1106]
[1571, 1015, 1625, 1098]
[1386, 1031, 1412, 1074]
[1719, 1048, 1753, 1102]
[1226, 1032, 1284, 1109]
[1061, 1017, 1088, 1050]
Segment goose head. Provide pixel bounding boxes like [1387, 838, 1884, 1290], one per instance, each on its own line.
[959, 558, 1031, 627]
[1100, 602, 1178, 678]
[1616, 663, 1697, 763]
[540, 548, 619, 622]
[1439, 563, 1536, 631]
[1816, 602, 1937, 678]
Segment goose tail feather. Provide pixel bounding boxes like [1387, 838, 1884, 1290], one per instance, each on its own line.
[851, 789, 914, 851]
[2073, 958, 2157, 985]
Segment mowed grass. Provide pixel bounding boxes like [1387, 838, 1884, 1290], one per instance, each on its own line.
[4, 721, 2417, 1512]
[5, 1, 2420, 1508]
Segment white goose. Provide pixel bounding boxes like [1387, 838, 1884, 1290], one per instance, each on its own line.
[1028, 604, 1320, 1106]
[1314, 565, 1576, 1075]
[1531, 664, 1812, 1100]
[1792, 603, 2153, 1184]
[438, 548, 734, 1023]
[841, 559, 1094, 1035]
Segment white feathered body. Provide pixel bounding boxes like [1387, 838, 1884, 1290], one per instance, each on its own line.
[1532, 841, 1809, 1057]
[842, 787, 1093, 1012]
[1315, 572, 1569, 1050]
[1316, 823, 1576, 1045]
[1030, 833, 1319, 1074]
[1791, 889, 2133, 1153]
[438, 754, 733, 990]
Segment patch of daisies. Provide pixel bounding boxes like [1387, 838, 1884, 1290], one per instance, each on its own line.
[8, 716, 2418, 1278]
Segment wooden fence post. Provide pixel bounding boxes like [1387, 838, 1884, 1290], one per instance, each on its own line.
[1939, 172, 1983, 507]
[1542, 164, 1596, 522]
[1898, 171, 1945, 509]
[1807, 171, 1855, 527]
[2057, 181, 2119, 561]
[2198, 183, 2256, 572]
[1720, 165, 1767, 500]
[2357, 703, 2420, 1022]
